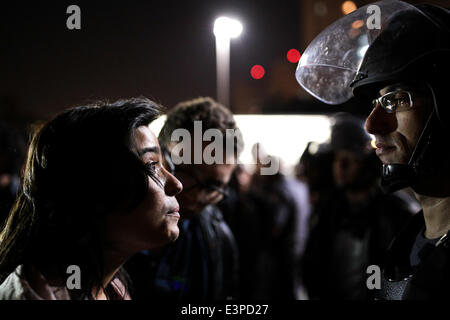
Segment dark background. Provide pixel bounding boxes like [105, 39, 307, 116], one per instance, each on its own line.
[1, 0, 448, 125]
[0, 0, 301, 122]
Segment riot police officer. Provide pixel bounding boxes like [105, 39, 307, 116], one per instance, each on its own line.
[297, 0, 450, 299]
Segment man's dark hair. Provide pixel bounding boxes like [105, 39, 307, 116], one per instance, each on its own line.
[159, 97, 244, 157]
[0, 97, 161, 299]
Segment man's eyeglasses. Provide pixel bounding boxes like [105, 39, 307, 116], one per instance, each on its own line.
[162, 148, 229, 201]
[372, 90, 414, 114]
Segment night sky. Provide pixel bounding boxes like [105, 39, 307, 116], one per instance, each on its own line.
[0, 0, 300, 121]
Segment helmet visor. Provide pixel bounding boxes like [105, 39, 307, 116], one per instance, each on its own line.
[295, 0, 416, 105]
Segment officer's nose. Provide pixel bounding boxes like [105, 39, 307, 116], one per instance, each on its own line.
[365, 103, 397, 135]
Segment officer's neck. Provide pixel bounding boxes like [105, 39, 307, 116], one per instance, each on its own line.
[414, 193, 450, 239]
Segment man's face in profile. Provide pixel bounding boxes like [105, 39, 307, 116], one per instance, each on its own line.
[364, 83, 433, 165]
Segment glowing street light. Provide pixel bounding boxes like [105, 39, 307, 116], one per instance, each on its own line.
[214, 17, 243, 108]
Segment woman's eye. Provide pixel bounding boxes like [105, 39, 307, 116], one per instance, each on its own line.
[144, 161, 165, 188]
[145, 161, 159, 172]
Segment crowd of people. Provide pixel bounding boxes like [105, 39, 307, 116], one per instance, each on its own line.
[0, 1, 449, 300]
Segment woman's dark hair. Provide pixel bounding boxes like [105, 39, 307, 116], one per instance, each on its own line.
[0, 97, 162, 299]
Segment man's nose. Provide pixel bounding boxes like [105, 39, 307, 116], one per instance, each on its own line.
[365, 103, 397, 135]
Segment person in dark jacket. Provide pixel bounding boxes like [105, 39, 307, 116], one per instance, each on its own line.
[125, 97, 242, 300]
[296, 1, 450, 300]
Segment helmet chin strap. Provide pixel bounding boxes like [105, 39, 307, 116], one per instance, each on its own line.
[380, 163, 416, 193]
[380, 84, 437, 194]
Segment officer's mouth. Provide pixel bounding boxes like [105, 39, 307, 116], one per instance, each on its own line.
[375, 143, 396, 156]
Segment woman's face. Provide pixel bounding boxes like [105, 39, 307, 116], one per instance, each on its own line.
[104, 126, 183, 252]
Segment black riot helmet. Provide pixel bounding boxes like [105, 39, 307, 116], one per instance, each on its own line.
[351, 3, 450, 124]
[296, 0, 450, 193]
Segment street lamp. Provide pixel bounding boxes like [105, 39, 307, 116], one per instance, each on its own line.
[213, 17, 242, 108]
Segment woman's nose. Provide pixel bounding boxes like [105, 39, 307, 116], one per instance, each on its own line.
[164, 169, 183, 196]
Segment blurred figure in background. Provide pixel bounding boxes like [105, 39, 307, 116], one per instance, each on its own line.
[216, 164, 253, 245]
[295, 141, 334, 232]
[302, 113, 416, 300]
[125, 97, 242, 300]
[227, 143, 311, 299]
[0, 121, 26, 226]
[216, 164, 258, 298]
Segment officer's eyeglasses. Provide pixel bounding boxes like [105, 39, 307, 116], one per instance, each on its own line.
[372, 90, 413, 114]
[162, 148, 229, 202]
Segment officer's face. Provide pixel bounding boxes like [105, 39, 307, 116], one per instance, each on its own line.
[364, 83, 433, 165]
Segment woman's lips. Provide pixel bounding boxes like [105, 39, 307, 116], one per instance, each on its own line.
[166, 212, 180, 218]
[166, 207, 180, 218]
